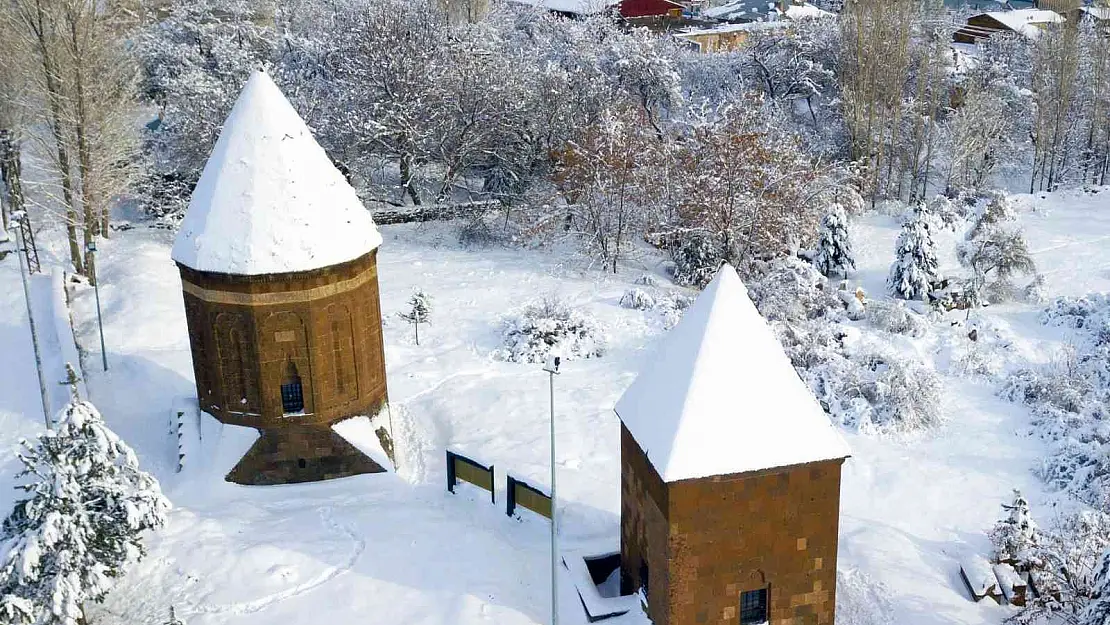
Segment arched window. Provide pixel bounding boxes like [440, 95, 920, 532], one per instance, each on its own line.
[281, 360, 304, 414]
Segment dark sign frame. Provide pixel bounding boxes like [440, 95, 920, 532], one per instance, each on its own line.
[446, 450, 495, 504]
[506, 474, 552, 519]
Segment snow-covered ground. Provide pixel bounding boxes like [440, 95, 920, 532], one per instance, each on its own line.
[1, 187, 1109, 625]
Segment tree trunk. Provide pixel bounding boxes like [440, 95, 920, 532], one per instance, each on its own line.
[66, 7, 98, 284]
[400, 153, 421, 205]
[29, 0, 84, 274]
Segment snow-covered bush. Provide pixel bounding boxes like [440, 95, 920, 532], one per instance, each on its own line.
[670, 233, 724, 288]
[803, 343, 944, 435]
[813, 205, 855, 279]
[927, 192, 971, 230]
[634, 274, 660, 287]
[619, 288, 656, 310]
[0, 396, 170, 625]
[1042, 293, 1110, 333]
[1002, 295, 1110, 507]
[656, 293, 693, 330]
[496, 298, 605, 364]
[1084, 548, 1110, 625]
[887, 209, 940, 301]
[1013, 510, 1110, 625]
[989, 489, 1040, 570]
[747, 256, 840, 325]
[835, 568, 894, 625]
[865, 299, 929, 337]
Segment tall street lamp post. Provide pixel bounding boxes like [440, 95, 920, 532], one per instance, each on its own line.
[543, 351, 562, 625]
[86, 241, 107, 371]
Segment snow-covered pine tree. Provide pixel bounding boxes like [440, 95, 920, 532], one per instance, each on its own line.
[887, 208, 940, 301]
[814, 204, 855, 279]
[989, 489, 1040, 571]
[0, 391, 170, 625]
[399, 290, 432, 345]
[1084, 548, 1110, 625]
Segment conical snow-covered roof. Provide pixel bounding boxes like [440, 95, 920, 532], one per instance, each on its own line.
[171, 70, 381, 275]
[615, 264, 850, 483]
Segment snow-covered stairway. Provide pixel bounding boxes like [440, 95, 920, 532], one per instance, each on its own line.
[171, 397, 201, 473]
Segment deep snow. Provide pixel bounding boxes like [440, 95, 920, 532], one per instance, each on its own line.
[1, 187, 1109, 625]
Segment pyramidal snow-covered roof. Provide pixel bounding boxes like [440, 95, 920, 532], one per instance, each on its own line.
[615, 264, 850, 483]
[171, 70, 382, 275]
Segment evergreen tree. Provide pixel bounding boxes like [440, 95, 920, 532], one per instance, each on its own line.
[988, 489, 1040, 570]
[399, 290, 432, 345]
[165, 606, 186, 625]
[887, 208, 940, 301]
[1083, 548, 1110, 625]
[0, 389, 170, 625]
[813, 204, 855, 279]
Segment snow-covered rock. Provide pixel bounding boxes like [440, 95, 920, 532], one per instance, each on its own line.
[171, 70, 381, 275]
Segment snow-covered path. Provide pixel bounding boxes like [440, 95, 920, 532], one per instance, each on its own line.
[0, 260, 53, 508]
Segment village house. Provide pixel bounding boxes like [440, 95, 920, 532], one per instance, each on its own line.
[508, 0, 686, 20]
[172, 71, 390, 486]
[1072, 5, 1110, 25]
[953, 8, 1065, 44]
[673, 20, 786, 52]
[675, 0, 828, 52]
[617, 264, 851, 625]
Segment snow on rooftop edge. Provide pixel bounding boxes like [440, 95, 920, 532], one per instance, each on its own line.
[614, 264, 850, 483]
[171, 70, 382, 276]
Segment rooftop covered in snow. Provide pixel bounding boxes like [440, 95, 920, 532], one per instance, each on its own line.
[614, 264, 850, 483]
[507, 0, 619, 15]
[171, 70, 382, 276]
[968, 9, 1064, 39]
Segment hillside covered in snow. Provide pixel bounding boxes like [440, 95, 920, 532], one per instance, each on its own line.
[0, 184, 1107, 625]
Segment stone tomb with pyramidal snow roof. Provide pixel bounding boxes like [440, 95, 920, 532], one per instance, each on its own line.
[616, 264, 851, 625]
[172, 70, 389, 485]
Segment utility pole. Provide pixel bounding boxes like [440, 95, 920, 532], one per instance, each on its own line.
[543, 352, 562, 625]
[13, 211, 51, 426]
[86, 241, 107, 371]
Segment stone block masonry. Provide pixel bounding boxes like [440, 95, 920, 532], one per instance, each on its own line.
[178, 250, 389, 484]
[621, 425, 845, 625]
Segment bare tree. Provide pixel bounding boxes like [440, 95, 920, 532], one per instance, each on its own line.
[57, 0, 141, 282]
[4, 0, 85, 273]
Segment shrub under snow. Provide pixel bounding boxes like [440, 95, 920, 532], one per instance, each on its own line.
[496, 298, 605, 364]
[835, 568, 894, 625]
[804, 344, 944, 435]
[747, 256, 840, 325]
[619, 288, 656, 310]
[1001, 294, 1110, 508]
[744, 261, 945, 436]
[865, 299, 929, 337]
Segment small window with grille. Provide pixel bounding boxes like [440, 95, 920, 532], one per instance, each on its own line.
[739, 587, 768, 625]
[281, 361, 304, 414]
[281, 380, 303, 413]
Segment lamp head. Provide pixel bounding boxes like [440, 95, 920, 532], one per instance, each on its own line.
[543, 349, 561, 375]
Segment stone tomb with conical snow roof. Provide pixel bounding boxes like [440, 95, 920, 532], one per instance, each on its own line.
[616, 264, 850, 625]
[173, 70, 389, 485]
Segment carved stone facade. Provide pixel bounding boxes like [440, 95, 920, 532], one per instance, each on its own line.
[621, 425, 845, 625]
[179, 250, 389, 484]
